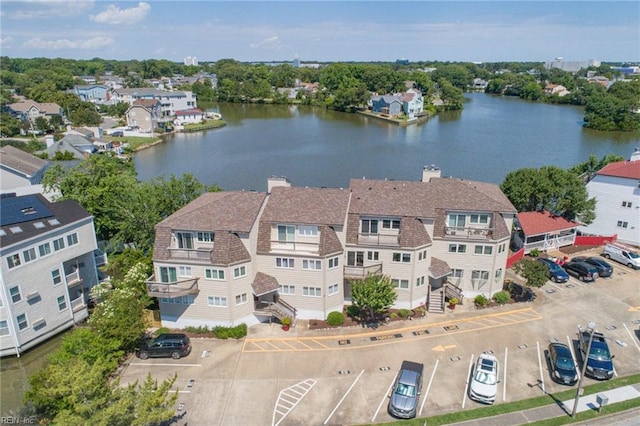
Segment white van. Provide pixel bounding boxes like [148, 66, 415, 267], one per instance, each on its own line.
[603, 243, 640, 269]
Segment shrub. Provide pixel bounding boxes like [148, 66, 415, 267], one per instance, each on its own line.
[449, 297, 459, 305]
[214, 323, 247, 339]
[155, 327, 171, 336]
[529, 248, 541, 257]
[474, 294, 490, 307]
[184, 325, 211, 334]
[326, 311, 345, 326]
[493, 291, 511, 305]
[345, 304, 361, 319]
[397, 309, 412, 318]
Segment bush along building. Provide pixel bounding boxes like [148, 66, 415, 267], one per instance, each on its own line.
[0, 193, 105, 357]
[146, 167, 517, 328]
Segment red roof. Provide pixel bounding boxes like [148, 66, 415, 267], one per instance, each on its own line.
[596, 160, 640, 180]
[517, 210, 579, 236]
[175, 108, 203, 116]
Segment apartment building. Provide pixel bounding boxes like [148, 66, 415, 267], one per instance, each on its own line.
[0, 193, 104, 357]
[147, 168, 516, 328]
[109, 88, 197, 121]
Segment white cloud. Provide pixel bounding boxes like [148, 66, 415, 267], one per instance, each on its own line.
[250, 36, 282, 50]
[92, 2, 150, 25]
[1, 36, 13, 48]
[23, 36, 113, 50]
[9, 0, 94, 20]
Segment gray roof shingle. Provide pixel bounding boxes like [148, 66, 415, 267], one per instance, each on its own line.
[0, 145, 48, 177]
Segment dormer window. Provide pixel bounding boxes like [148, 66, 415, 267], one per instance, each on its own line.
[470, 214, 489, 225]
[176, 232, 193, 249]
[298, 225, 317, 236]
[197, 232, 214, 242]
[382, 219, 401, 230]
[361, 219, 378, 234]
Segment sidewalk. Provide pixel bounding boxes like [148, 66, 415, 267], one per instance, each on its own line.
[450, 383, 640, 425]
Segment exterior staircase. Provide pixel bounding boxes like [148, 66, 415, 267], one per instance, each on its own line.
[255, 299, 297, 325]
[427, 288, 445, 313]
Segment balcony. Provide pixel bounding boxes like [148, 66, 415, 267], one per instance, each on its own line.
[270, 240, 319, 254]
[444, 226, 493, 240]
[344, 263, 383, 279]
[357, 233, 400, 247]
[71, 296, 86, 312]
[94, 250, 107, 267]
[167, 247, 213, 261]
[66, 270, 83, 287]
[146, 276, 200, 298]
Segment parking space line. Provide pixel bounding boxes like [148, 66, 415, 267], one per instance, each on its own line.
[323, 369, 364, 425]
[373, 371, 398, 422]
[623, 323, 640, 353]
[419, 359, 439, 416]
[265, 341, 284, 350]
[503, 347, 508, 402]
[566, 335, 581, 381]
[310, 339, 330, 349]
[461, 353, 474, 409]
[272, 378, 317, 426]
[536, 341, 546, 393]
[279, 340, 299, 350]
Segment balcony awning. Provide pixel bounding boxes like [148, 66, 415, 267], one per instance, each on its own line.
[429, 257, 452, 279]
[252, 272, 280, 296]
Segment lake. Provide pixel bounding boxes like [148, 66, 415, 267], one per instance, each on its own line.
[134, 93, 639, 191]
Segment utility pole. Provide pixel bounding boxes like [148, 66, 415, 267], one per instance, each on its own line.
[572, 321, 596, 418]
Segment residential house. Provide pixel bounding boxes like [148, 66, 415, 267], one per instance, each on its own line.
[588, 76, 610, 88]
[77, 76, 97, 84]
[147, 167, 516, 329]
[0, 193, 103, 357]
[71, 85, 109, 103]
[470, 78, 489, 91]
[6, 100, 63, 124]
[109, 88, 197, 121]
[126, 99, 161, 133]
[580, 150, 640, 246]
[402, 88, 424, 118]
[544, 84, 570, 97]
[514, 210, 579, 254]
[174, 109, 204, 125]
[41, 135, 92, 159]
[371, 95, 404, 116]
[0, 145, 49, 191]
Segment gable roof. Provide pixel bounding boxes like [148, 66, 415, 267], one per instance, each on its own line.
[596, 159, 640, 180]
[260, 186, 351, 226]
[517, 210, 579, 236]
[42, 136, 90, 159]
[132, 99, 161, 108]
[0, 145, 48, 177]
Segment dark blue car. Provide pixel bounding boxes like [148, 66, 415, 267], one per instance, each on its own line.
[538, 258, 569, 283]
[572, 256, 613, 277]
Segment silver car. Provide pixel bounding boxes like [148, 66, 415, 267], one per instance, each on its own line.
[388, 360, 424, 418]
[469, 353, 499, 404]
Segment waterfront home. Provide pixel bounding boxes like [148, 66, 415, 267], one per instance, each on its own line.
[580, 149, 640, 246]
[174, 108, 204, 125]
[543, 83, 570, 97]
[0, 193, 104, 357]
[371, 88, 424, 118]
[147, 167, 516, 328]
[126, 99, 161, 133]
[109, 88, 197, 121]
[514, 210, 579, 254]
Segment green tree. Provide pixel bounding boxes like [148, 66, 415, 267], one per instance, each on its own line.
[438, 80, 464, 110]
[33, 116, 50, 133]
[513, 258, 548, 289]
[350, 274, 397, 319]
[0, 112, 22, 136]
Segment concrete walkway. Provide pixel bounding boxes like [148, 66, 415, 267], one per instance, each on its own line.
[450, 383, 640, 425]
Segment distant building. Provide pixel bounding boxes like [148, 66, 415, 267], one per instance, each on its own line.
[396, 58, 410, 65]
[293, 56, 300, 68]
[184, 56, 198, 66]
[544, 58, 601, 73]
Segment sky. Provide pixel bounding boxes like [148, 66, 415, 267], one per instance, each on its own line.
[1, 1, 638, 63]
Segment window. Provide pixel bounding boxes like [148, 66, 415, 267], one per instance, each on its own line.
[38, 242, 52, 257]
[471, 270, 490, 289]
[207, 296, 227, 307]
[452, 269, 464, 279]
[495, 268, 503, 280]
[66, 233, 78, 246]
[234, 265, 247, 278]
[162, 296, 195, 304]
[448, 244, 466, 253]
[53, 237, 65, 251]
[7, 254, 21, 269]
[302, 259, 321, 270]
[197, 232, 214, 242]
[33, 318, 46, 330]
[205, 268, 225, 280]
[448, 214, 466, 228]
[622, 201, 632, 208]
[176, 232, 193, 249]
[276, 258, 295, 268]
[57, 295, 67, 311]
[392, 252, 411, 263]
[498, 244, 506, 254]
[33, 221, 46, 229]
[178, 266, 192, 277]
[277, 225, 295, 241]
[418, 250, 428, 261]
[0, 320, 9, 336]
[361, 219, 378, 234]
[382, 219, 401, 229]
[23, 248, 37, 263]
[474, 245, 493, 255]
[347, 251, 364, 266]
[9, 286, 21, 303]
[617, 221, 628, 229]
[367, 251, 379, 261]
[416, 276, 425, 287]
[48, 219, 60, 226]
[52, 269, 62, 286]
[298, 225, 318, 236]
[16, 314, 28, 331]
[328, 283, 339, 295]
[470, 214, 489, 224]
[159, 267, 177, 283]
[235, 293, 248, 305]
[328, 257, 340, 268]
[391, 279, 410, 289]
[10, 226, 22, 233]
[303, 286, 322, 297]
[280, 285, 295, 295]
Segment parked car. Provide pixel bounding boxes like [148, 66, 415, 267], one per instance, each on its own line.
[571, 256, 613, 277]
[563, 261, 599, 282]
[110, 130, 124, 137]
[603, 243, 640, 269]
[469, 353, 499, 404]
[136, 333, 192, 360]
[388, 360, 424, 419]
[547, 343, 578, 385]
[578, 327, 614, 380]
[538, 258, 570, 283]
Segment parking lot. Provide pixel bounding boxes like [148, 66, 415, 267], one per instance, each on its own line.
[120, 248, 640, 425]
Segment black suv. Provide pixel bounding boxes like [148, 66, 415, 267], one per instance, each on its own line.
[571, 256, 613, 278]
[563, 261, 598, 282]
[136, 333, 192, 360]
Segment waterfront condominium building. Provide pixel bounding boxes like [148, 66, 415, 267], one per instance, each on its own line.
[0, 193, 104, 357]
[147, 167, 517, 328]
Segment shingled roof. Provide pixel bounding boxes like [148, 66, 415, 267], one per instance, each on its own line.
[0, 145, 48, 178]
[260, 186, 351, 226]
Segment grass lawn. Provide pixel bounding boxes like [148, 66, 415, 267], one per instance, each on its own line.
[183, 119, 227, 132]
[378, 374, 640, 425]
[105, 136, 162, 151]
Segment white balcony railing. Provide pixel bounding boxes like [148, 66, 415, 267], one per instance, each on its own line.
[167, 247, 213, 261]
[357, 233, 400, 246]
[344, 263, 383, 279]
[71, 297, 86, 312]
[444, 226, 493, 240]
[270, 240, 319, 254]
[66, 270, 82, 287]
